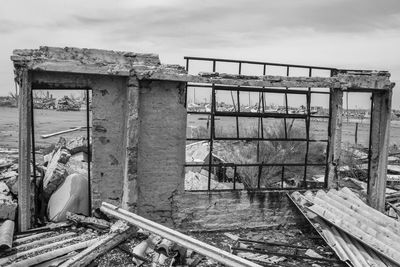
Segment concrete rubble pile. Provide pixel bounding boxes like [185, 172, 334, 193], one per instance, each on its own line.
[41, 136, 90, 222]
[339, 148, 400, 188]
[0, 154, 18, 250]
[0, 205, 261, 267]
[57, 96, 81, 111]
[0, 136, 90, 229]
[290, 187, 400, 267]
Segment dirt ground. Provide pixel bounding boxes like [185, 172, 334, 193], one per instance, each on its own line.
[0, 107, 91, 150]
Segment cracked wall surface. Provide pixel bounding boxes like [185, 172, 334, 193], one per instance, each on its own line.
[136, 80, 187, 224]
[92, 75, 128, 208]
[171, 191, 301, 230]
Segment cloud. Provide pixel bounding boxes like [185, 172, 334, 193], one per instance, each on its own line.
[0, 0, 399, 108]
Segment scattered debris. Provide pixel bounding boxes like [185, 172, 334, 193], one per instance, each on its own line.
[0, 181, 17, 220]
[100, 202, 261, 267]
[66, 212, 111, 230]
[57, 96, 81, 111]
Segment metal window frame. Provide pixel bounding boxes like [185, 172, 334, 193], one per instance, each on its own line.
[184, 56, 336, 191]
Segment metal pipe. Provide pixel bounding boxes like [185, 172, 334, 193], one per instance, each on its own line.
[100, 203, 261, 267]
[86, 89, 92, 216]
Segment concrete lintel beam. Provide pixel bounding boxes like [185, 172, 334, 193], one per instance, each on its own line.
[141, 70, 393, 90]
[11, 46, 160, 76]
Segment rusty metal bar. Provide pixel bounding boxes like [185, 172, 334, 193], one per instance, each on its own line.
[185, 57, 335, 191]
[209, 85, 332, 94]
[231, 247, 341, 263]
[100, 202, 262, 267]
[185, 163, 326, 167]
[233, 165, 237, 190]
[214, 111, 310, 119]
[85, 89, 92, 216]
[303, 68, 312, 186]
[236, 90, 240, 138]
[238, 238, 306, 249]
[183, 56, 339, 71]
[187, 137, 328, 142]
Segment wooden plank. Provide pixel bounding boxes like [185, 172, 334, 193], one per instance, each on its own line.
[368, 90, 392, 211]
[8, 236, 99, 267]
[18, 68, 32, 231]
[327, 88, 343, 188]
[58, 221, 135, 267]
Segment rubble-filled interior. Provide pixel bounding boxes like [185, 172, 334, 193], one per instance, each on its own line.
[0, 46, 398, 266]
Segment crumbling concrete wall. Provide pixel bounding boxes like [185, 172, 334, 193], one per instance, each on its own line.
[92, 76, 128, 208]
[12, 47, 394, 231]
[172, 191, 300, 230]
[136, 80, 187, 224]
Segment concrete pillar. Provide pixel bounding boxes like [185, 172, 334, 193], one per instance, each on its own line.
[137, 80, 187, 225]
[122, 77, 140, 211]
[91, 76, 128, 208]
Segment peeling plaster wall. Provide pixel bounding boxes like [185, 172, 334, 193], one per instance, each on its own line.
[137, 80, 187, 224]
[91, 75, 128, 208]
[172, 191, 301, 230]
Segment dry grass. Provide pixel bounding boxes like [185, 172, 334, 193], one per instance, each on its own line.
[191, 119, 326, 188]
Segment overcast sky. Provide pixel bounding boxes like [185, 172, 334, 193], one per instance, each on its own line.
[0, 0, 399, 108]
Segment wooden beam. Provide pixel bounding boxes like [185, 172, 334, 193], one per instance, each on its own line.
[368, 90, 393, 211]
[326, 88, 343, 188]
[18, 68, 32, 231]
[58, 221, 135, 267]
[8, 237, 99, 267]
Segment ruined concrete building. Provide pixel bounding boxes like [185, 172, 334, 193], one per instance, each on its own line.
[12, 47, 394, 232]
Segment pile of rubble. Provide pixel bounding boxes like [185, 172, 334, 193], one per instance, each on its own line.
[0, 154, 18, 247]
[0, 136, 90, 230]
[33, 98, 56, 110]
[40, 136, 89, 222]
[0, 201, 346, 267]
[57, 96, 81, 111]
[0, 203, 265, 267]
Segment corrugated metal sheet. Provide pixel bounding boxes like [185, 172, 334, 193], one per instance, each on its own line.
[290, 188, 400, 267]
